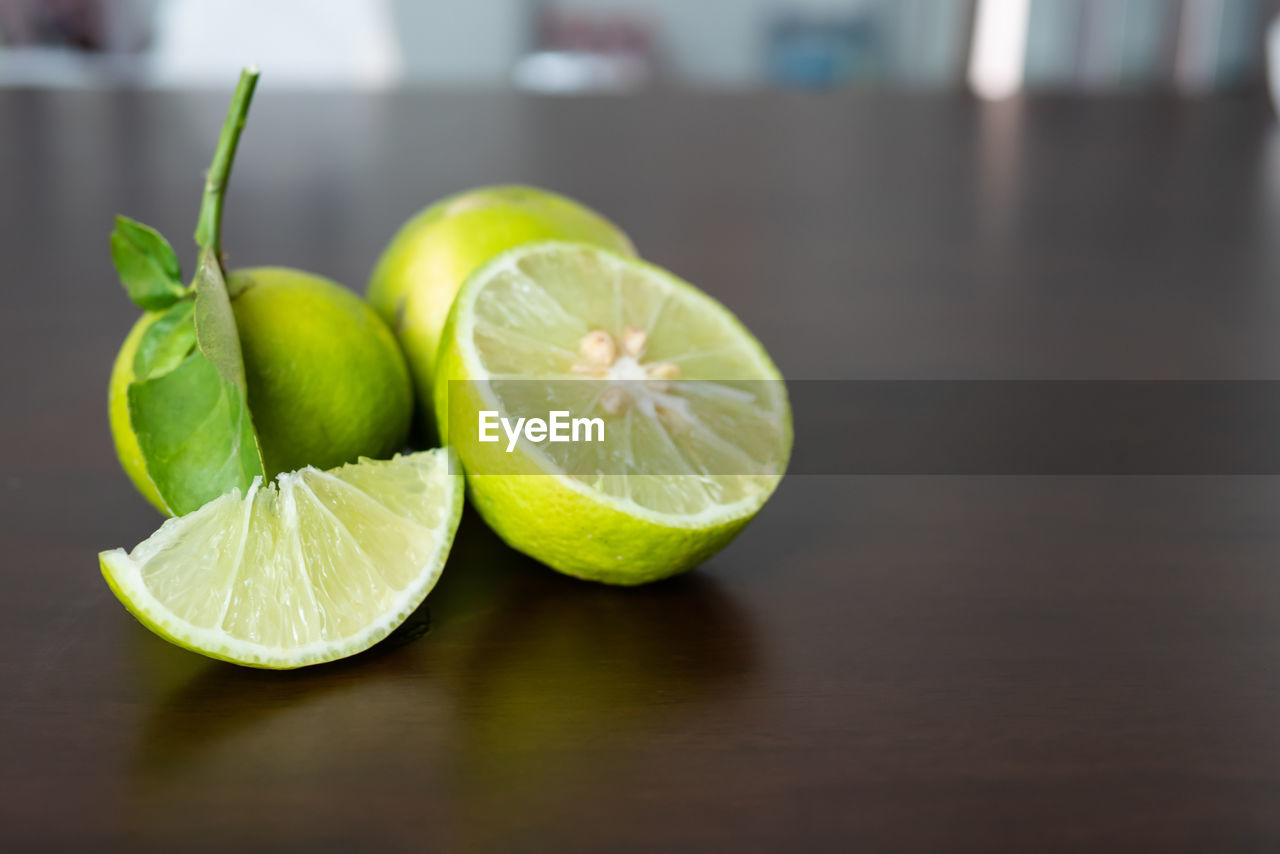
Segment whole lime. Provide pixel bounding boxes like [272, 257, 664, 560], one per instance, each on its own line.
[110, 267, 413, 514]
[366, 185, 634, 430]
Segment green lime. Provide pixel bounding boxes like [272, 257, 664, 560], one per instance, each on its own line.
[110, 268, 414, 514]
[435, 242, 792, 585]
[366, 185, 634, 430]
[100, 449, 463, 669]
[109, 314, 167, 512]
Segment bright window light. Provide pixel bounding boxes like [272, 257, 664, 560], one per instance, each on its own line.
[969, 0, 1031, 100]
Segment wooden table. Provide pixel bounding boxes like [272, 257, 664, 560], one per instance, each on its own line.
[4, 88, 1280, 852]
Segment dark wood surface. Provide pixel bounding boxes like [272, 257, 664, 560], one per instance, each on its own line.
[4, 88, 1280, 852]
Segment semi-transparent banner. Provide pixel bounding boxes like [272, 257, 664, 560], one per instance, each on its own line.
[444, 380, 1280, 475]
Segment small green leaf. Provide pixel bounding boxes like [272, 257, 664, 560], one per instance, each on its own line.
[133, 299, 197, 381]
[111, 215, 185, 310]
[192, 248, 249, 389]
[128, 353, 264, 515]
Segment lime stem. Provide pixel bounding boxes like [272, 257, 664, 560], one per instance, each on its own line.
[194, 67, 260, 260]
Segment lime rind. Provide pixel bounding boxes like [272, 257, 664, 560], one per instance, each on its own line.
[100, 449, 464, 669]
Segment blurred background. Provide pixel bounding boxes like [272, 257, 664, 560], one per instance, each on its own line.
[0, 0, 1275, 99]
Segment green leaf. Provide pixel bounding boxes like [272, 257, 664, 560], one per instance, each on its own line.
[192, 248, 249, 389]
[128, 354, 264, 516]
[110, 216, 186, 310]
[126, 248, 265, 516]
[133, 299, 197, 381]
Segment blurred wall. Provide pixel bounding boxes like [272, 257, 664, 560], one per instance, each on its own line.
[0, 0, 1272, 93]
[391, 0, 523, 84]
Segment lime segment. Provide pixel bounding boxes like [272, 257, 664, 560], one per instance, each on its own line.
[100, 449, 463, 668]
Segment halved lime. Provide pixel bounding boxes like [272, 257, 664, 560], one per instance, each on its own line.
[435, 242, 791, 585]
[100, 449, 463, 668]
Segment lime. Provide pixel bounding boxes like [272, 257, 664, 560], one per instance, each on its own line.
[435, 242, 791, 585]
[366, 185, 634, 429]
[100, 449, 463, 669]
[109, 314, 167, 512]
[110, 267, 414, 514]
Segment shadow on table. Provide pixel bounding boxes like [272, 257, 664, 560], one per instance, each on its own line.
[125, 507, 759, 790]
[434, 509, 762, 850]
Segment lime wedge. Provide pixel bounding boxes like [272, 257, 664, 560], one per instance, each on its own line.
[435, 242, 791, 584]
[100, 449, 463, 668]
